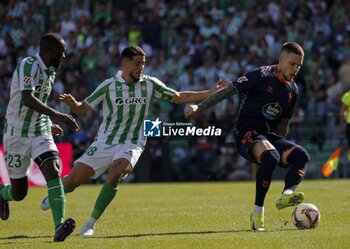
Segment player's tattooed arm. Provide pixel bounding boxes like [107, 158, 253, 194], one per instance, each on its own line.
[196, 82, 237, 114]
[277, 118, 290, 137]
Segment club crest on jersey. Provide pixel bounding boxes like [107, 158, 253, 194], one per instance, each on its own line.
[262, 103, 282, 120]
[23, 76, 31, 85]
[115, 97, 148, 105]
[237, 76, 248, 83]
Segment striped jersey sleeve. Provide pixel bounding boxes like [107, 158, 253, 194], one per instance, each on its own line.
[148, 76, 177, 101]
[18, 56, 38, 91]
[85, 78, 113, 108]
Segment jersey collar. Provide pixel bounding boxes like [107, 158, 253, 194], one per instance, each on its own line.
[35, 53, 48, 71]
[116, 71, 125, 83]
[273, 66, 288, 84]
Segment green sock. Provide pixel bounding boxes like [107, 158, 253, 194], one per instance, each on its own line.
[91, 183, 118, 220]
[47, 178, 65, 228]
[0, 185, 14, 201]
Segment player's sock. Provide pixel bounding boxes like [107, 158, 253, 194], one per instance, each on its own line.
[284, 147, 310, 191]
[47, 178, 65, 227]
[255, 150, 279, 206]
[91, 183, 118, 220]
[253, 205, 264, 214]
[86, 217, 97, 227]
[0, 185, 14, 201]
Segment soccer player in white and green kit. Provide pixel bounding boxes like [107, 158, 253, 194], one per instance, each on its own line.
[40, 45, 226, 235]
[0, 33, 79, 242]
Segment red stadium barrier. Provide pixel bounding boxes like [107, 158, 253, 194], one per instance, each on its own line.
[0, 143, 72, 186]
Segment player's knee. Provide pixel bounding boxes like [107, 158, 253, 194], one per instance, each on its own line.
[35, 151, 61, 181]
[109, 166, 126, 180]
[260, 149, 280, 170]
[288, 147, 310, 167]
[108, 162, 132, 184]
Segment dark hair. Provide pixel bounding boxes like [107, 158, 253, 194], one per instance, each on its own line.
[39, 33, 65, 53]
[281, 41, 304, 56]
[121, 45, 146, 60]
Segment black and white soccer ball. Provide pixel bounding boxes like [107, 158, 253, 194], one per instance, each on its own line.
[292, 203, 320, 229]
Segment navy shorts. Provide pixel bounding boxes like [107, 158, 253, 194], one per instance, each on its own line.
[234, 129, 300, 166]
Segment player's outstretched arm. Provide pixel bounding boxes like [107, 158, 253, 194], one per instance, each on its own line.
[171, 79, 229, 104]
[185, 81, 236, 119]
[21, 90, 79, 131]
[59, 93, 91, 115]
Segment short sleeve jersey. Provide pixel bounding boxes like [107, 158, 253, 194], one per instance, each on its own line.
[233, 65, 298, 134]
[85, 71, 176, 147]
[4, 53, 55, 137]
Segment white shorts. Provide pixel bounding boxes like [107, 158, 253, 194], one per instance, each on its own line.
[3, 134, 58, 179]
[75, 141, 143, 179]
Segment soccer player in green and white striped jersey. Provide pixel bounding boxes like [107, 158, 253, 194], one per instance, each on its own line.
[0, 33, 79, 242]
[40, 45, 226, 236]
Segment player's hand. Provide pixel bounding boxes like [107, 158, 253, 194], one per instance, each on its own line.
[59, 93, 78, 108]
[211, 79, 231, 93]
[51, 124, 64, 136]
[56, 112, 80, 131]
[185, 104, 198, 119]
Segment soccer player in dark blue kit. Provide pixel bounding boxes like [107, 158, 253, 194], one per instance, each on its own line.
[186, 42, 310, 231]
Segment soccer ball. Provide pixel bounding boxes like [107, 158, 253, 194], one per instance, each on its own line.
[292, 203, 320, 229]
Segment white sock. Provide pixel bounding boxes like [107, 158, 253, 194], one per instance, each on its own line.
[253, 205, 264, 214]
[86, 217, 97, 228]
[283, 189, 293, 195]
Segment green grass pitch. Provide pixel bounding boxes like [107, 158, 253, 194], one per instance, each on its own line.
[0, 180, 349, 249]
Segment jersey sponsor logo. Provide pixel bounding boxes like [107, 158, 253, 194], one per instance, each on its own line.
[115, 97, 148, 105]
[23, 76, 31, 85]
[237, 76, 248, 83]
[35, 85, 52, 94]
[262, 102, 282, 120]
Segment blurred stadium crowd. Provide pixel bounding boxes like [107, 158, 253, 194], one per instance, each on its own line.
[0, 0, 350, 182]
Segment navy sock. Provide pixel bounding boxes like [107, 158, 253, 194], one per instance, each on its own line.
[284, 147, 310, 191]
[255, 150, 280, 206]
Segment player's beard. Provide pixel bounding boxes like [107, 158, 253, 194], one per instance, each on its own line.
[130, 71, 141, 82]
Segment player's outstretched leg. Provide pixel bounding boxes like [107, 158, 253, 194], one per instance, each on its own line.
[54, 217, 76, 242]
[0, 184, 10, 220]
[79, 183, 118, 236]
